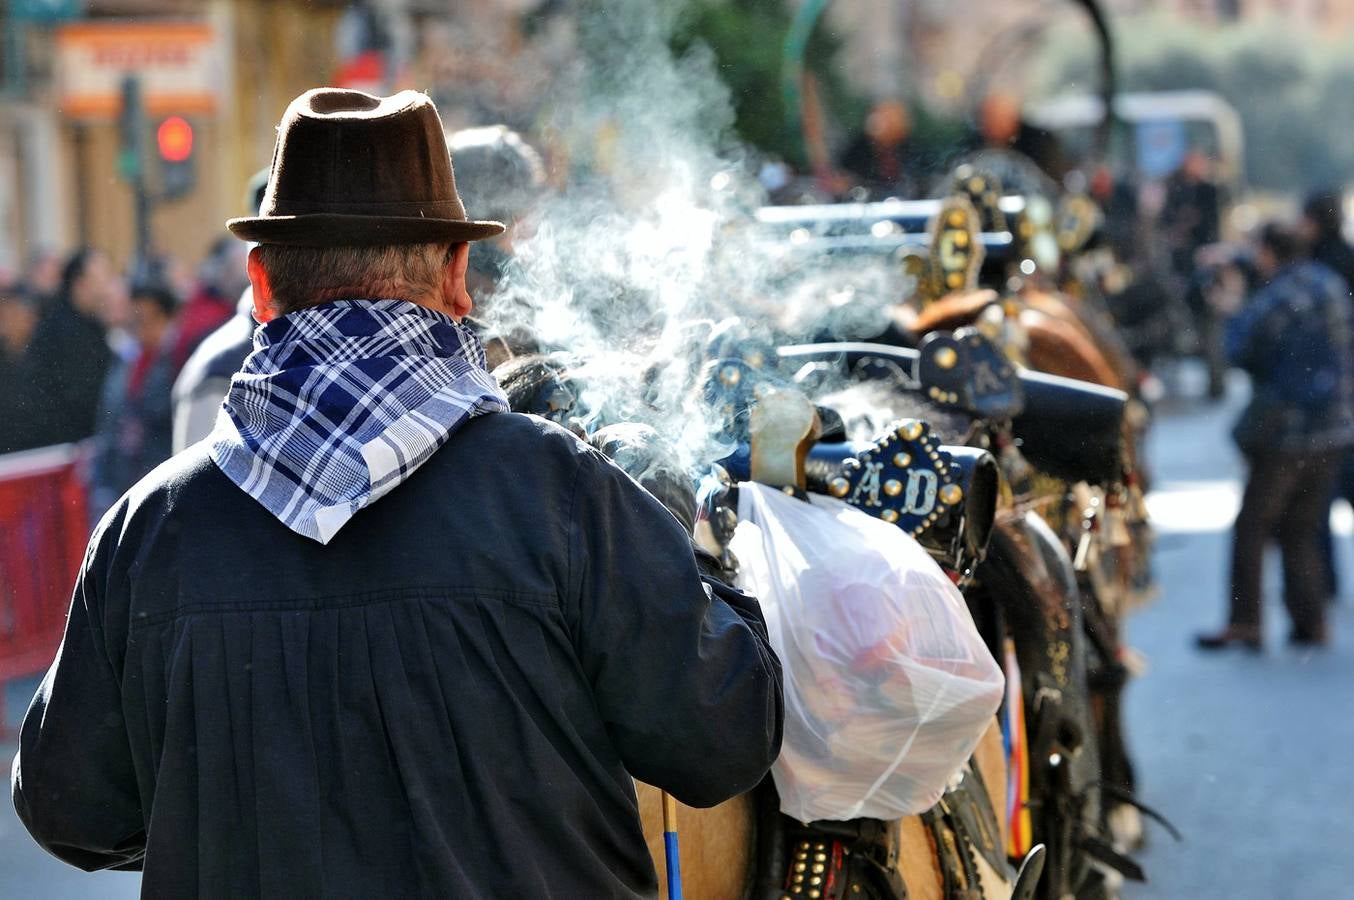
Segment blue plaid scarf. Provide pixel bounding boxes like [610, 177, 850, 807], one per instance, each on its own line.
[209, 299, 509, 544]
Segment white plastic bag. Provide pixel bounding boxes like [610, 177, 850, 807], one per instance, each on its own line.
[731, 482, 1004, 822]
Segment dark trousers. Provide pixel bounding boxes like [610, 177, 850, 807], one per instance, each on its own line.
[1318, 449, 1354, 597]
[1230, 451, 1340, 639]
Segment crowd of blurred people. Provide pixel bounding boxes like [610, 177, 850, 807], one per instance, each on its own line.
[0, 124, 546, 533]
[0, 241, 247, 525]
[829, 91, 1070, 202]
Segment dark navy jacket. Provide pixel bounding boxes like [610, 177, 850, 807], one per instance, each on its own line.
[12, 412, 783, 898]
[1227, 261, 1354, 454]
[89, 343, 177, 526]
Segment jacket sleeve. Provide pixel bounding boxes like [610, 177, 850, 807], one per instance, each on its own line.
[1225, 291, 1284, 374]
[11, 528, 145, 871]
[565, 449, 783, 808]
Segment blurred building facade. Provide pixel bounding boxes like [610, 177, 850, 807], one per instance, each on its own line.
[821, 0, 1081, 118]
[1106, 0, 1354, 27]
[0, 0, 580, 274]
[0, 0, 347, 274]
[823, 0, 1354, 133]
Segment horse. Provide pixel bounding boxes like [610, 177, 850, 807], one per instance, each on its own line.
[635, 720, 1010, 900]
[494, 354, 1032, 899]
[895, 285, 1154, 880]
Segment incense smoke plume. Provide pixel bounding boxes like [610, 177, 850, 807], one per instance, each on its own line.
[484, 0, 908, 477]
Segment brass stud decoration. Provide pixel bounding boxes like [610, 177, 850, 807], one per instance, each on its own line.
[934, 346, 958, 370]
[832, 418, 971, 546]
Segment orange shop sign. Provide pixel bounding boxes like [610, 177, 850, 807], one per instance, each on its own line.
[55, 22, 222, 118]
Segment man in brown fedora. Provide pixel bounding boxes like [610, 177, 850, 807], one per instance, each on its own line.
[12, 89, 782, 898]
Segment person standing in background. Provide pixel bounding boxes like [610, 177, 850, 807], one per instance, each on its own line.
[87, 283, 180, 524]
[1163, 151, 1225, 397]
[1300, 191, 1354, 290]
[0, 283, 39, 367]
[1162, 151, 1222, 281]
[1299, 190, 1354, 603]
[7, 249, 118, 451]
[21, 248, 63, 312]
[969, 92, 1069, 183]
[0, 284, 41, 454]
[1198, 223, 1354, 650]
[839, 100, 925, 200]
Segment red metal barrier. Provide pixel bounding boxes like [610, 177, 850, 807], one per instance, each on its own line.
[0, 444, 90, 732]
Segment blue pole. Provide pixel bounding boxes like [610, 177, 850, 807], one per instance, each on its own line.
[662, 792, 683, 900]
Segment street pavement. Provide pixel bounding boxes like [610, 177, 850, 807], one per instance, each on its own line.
[1123, 372, 1354, 899]
[1, 371, 1351, 898]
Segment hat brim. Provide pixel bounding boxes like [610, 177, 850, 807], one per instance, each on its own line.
[226, 213, 505, 246]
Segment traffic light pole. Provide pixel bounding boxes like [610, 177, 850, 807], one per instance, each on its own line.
[119, 75, 153, 279]
[133, 167, 152, 281]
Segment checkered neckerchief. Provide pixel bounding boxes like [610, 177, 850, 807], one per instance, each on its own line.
[209, 299, 508, 544]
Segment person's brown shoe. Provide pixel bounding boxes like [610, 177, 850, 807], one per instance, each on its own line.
[1194, 628, 1262, 652]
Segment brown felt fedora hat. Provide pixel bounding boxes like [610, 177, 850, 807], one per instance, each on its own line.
[227, 88, 505, 246]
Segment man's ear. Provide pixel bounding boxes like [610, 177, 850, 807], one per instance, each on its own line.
[246, 247, 276, 323]
[442, 242, 473, 321]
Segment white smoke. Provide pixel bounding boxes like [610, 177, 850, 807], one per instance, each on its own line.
[483, 0, 909, 473]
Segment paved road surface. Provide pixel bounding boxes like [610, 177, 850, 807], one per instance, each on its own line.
[1123, 378, 1354, 898]
[2, 376, 1351, 898]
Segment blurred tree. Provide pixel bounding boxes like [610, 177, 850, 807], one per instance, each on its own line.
[669, 0, 864, 168]
[1033, 13, 1354, 193]
[1313, 62, 1354, 185]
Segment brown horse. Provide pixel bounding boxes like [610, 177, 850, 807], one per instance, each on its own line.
[901, 287, 1152, 880]
[895, 289, 1129, 392]
[635, 720, 1010, 899]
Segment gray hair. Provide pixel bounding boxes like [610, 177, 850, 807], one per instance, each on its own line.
[254, 242, 455, 315]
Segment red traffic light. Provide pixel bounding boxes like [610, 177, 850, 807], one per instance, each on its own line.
[156, 116, 194, 163]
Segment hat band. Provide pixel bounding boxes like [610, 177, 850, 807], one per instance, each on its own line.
[265, 198, 467, 217]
